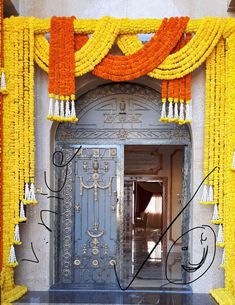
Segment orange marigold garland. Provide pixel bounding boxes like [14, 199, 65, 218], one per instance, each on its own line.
[92, 17, 189, 81]
[47, 16, 78, 122]
[74, 34, 89, 50]
[160, 33, 192, 124]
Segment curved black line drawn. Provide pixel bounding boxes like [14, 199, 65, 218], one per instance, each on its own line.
[113, 166, 219, 290]
[38, 209, 58, 233]
[165, 225, 216, 284]
[21, 242, 39, 263]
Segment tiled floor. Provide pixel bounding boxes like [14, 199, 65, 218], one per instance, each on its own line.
[14, 291, 219, 305]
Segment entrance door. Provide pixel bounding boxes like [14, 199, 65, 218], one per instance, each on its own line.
[54, 83, 191, 290]
[57, 145, 121, 288]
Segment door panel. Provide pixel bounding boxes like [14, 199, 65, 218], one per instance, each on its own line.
[73, 146, 120, 288]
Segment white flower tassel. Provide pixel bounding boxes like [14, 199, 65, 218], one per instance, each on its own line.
[221, 248, 225, 266]
[65, 100, 71, 118]
[24, 183, 30, 201]
[48, 98, 54, 117]
[161, 102, 166, 119]
[232, 151, 235, 169]
[54, 99, 59, 117]
[167, 102, 173, 119]
[217, 224, 224, 243]
[200, 184, 208, 202]
[1, 71, 6, 89]
[185, 102, 192, 121]
[212, 204, 219, 221]
[71, 100, 76, 118]
[179, 102, 184, 121]
[8, 245, 17, 264]
[20, 201, 26, 219]
[29, 183, 36, 201]
[174, 102, 179, 120]
[14, 224, 20, 242]
[208, 185, 214, 202]
[60, 100, 65, 118]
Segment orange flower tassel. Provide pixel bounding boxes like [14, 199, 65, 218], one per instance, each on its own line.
[48, 17, 78, 123]
[161, 33, 192, 124]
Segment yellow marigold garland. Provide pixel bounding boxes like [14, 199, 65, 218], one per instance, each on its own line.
[34, 17, 224, 79]
[1, 15, 235, 305]
[34, 16, 121, 76]
[200, 45, 215, 204]
[117, 17, 224, 79]
[1, 17, 36, 303]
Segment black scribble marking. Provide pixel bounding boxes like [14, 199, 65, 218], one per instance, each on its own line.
[21, 242, 39, 263]
[52, 146, 82, 168]
[113, 166, 219, 290]
[44, 146, 82, 194]
[200, 232, 208, 244]
[47, 196, 64, 200]
[44, 166, 68, 193]
[38, 209, 58, 233]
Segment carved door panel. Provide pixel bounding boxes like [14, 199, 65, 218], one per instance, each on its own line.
[73, 146, 120, 288]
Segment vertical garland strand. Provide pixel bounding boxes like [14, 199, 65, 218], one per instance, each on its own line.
[0, 0, 3, 275]
[1, 17, 38, 303]
[211, 33, 235, 305]
[29, 19, 36, 202]
[208, 47, 216, 201]
[224, 33, 235, 302]
[200, 44, 213, 203]
[218, 39, 226, 223]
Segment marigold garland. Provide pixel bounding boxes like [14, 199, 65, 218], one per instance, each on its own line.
[0, 0, 3, 276]
[160, 33, 192, 124]
[92, 17, 189, 81]
[47, 16, 77, 122]
[2, 16, 235, 305]
[117, 17, 224, 79]
[1, 17, 36, 303]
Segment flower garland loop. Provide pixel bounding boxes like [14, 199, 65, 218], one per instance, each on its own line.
[2, 15, 235, 305]
[92, 17, 189, 81]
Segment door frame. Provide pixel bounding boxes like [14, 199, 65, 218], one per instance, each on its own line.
[53, 82, 192, 289]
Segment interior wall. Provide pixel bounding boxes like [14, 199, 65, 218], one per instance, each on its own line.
[14, 0, 227, 294]
[125, 145, 184, 252]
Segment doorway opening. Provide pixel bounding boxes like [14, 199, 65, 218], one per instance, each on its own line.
[123, 145, 187, 289]
[53, 83, 191, 290]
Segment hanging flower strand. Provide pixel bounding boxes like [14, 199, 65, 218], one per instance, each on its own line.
[47, 16, 78, 122]
[160, 33, 192, 124]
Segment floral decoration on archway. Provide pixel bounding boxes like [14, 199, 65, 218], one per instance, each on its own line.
[0, 4, 234, 305]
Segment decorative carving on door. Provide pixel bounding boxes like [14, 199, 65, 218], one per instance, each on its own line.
[59, 149, 74, 282]
[72, 146, 118, 287]
[79, 159, 113, 201]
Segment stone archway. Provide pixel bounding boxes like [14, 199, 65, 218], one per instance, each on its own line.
[54, 83, 191, 289]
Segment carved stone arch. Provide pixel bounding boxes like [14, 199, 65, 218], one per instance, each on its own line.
[56, 82, 191, 145]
